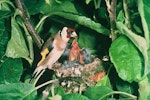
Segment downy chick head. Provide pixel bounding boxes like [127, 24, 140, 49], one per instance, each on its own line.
[61, 27, 77, 42]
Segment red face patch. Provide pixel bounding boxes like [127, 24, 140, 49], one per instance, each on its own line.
[66, 28, 74, 38]
[67, 28, 74, 31]
[66, 34, 71, 38]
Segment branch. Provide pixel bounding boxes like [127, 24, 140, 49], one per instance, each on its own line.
[105, 0, 117, 41]
[123, 0, 131, 30]
[15, 0, 43, 49]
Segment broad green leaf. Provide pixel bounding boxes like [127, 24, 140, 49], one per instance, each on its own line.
[41, 0, 110, 35]
[0, 58, 23, 84]
[22, 0, 45, 15]
[62, 93, 89, 100]
[138, 77, 150, 100]
[24, 0, 110, 34]
[109, 36, 144, 82]
[84, 86, 113, 100]
[41, 0, 85, 15]
[78, 29, 96, 50]
[0, 0, 14, 19]
[84, 86, 136, 100]
[116, 22, 148, 76]
[138, 0, 150, 48]
[78, 29, 110, 54]
[116, 79, 138, 98]
[24, 0, 83, 18]
[95, 75, 111, 88]
[0, 19, 9, 58]
[0, 83, 37, 100]
[5, 17, 32, 64]
[48, 12, 110, 35]
[16, 17, 34, 64]
[48, 87, 65, 97]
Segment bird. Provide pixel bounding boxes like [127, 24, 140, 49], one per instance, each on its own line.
[69, 39, 81, 62]
[32, 27, 77, 78]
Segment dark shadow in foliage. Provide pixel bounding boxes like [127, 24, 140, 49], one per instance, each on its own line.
[35, 69, 54, 95]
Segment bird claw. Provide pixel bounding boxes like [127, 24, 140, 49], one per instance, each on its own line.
[32, 66, 46, 79]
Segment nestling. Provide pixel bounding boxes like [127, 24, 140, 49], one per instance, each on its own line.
[33, 27, 77, 78]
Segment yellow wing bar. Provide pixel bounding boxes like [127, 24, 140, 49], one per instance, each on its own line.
[37, 48, 49, 66]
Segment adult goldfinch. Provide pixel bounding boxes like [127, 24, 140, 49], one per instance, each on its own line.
[33, 27, 77, 78]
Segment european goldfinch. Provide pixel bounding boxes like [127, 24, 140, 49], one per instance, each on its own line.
[33, 27, 77, 78]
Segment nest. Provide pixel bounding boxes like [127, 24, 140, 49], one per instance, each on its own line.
[38, 39, 107, 95]
[52, 58, 105, 93]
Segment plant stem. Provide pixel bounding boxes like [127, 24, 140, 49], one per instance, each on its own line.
[123, 0, 131, 30]
[94, 0, 97, 9]
[99, 91, 137, 100]
[94, 0, 102, 9]
[35, 15, 48, 32]
[97, 0, 102, 8]
[24, 79, 58, 99]
[15, 0, 43, 49]
[33, 69, 46, 86]
[35, 79, 58, 90]
[105, 0, 117, 41]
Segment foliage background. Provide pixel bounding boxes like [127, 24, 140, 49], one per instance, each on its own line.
[0, 0, 150, 99]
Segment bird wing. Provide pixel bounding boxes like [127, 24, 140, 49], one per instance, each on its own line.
[41, 30, 61, 52]
[42, 36, 54, 51]
[31, 37, 55, 81]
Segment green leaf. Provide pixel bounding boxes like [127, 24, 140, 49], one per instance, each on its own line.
[78, 29, 96, 50]
[138, 77, 150, 100]
[49, 12, 110, 35]
[0, 58, 23, 84]
[16, 17, 34, 64]
[0, 19, 9, 58]
[116, 79, 138, 98]
[49, 87, 65, 97]
[27, 0, 109, 34]
[41, 0, 110, 35]
[5, 16, 32, 64]
[116, 22, 148, 76]
[84, 86, 113, 100]
[62, 93, 89, 100]
[41, 0, 85, 15]
[109, 36, 144, 82]
[138, 0, 150, 48]
[22, 0, 45, 15]
[0, 0, 14, 19]
[117, 10, 125, 22]
[0, 83, 37, 100]
[95, 75, 111, 88]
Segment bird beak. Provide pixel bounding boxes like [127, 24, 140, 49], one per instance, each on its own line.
[70, 31, 77, 37]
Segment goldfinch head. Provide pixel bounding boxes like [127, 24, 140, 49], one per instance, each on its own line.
[61, 27, 77, 41]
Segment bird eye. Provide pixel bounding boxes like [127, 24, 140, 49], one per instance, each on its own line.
[66, 28, 74, 34]
[67, 30, 73, 34]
